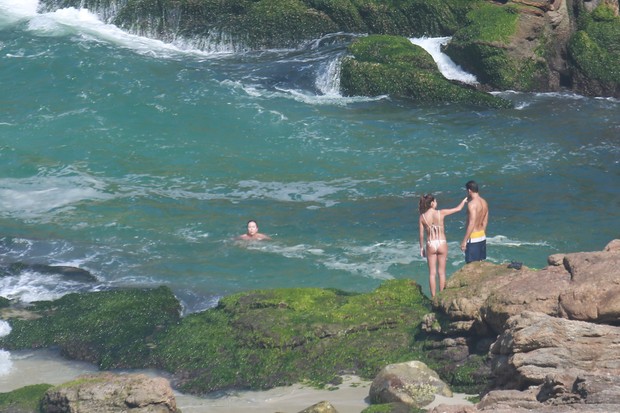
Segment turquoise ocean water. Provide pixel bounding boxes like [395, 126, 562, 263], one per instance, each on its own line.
[1, 0, 619, 318]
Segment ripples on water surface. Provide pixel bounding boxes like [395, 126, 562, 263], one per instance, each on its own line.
[0, 1, 619, 312]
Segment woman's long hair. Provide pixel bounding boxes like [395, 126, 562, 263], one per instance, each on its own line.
[419, 194, 435, 215]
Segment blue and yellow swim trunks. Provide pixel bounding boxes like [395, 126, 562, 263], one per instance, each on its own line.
[465, 230, 486, 263]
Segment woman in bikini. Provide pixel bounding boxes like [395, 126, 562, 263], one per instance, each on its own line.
[419, 194, 468, 297]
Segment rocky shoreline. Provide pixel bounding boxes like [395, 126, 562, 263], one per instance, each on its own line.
[1, 240, 619, 412]
[36, 0, 620, 102]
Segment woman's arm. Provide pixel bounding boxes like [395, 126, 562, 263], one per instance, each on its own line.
[441, 197, 468, 217]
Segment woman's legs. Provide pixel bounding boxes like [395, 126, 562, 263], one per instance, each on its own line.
[427, 251, 438, 297]
[436, 243, 449, 293]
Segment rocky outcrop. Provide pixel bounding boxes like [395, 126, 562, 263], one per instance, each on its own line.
[34, 0, 620, 98]
[429, 240, 620, 413]
[41, 373, 179, 413]
[490, 311, 620, 389]
[340, 35, 513, 108]
[434, 239, 620, 336]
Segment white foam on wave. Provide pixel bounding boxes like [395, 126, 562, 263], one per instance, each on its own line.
[259, 85, 383, 106]
[0, 168, 112, 220]
[488, 235, 549, 248]
[409, 37, 478, 84]
[242, 239, 417, 281]
[0, 0, 39, 24]
[322, 240, 414, 280]
[0, 270, 89, 303]
[0, 321, 14, 377]
[0, 349, 12, 377]
[1, 0, 232, 58]
[224, 178, 373, 207]
[0, 320, 11, 338]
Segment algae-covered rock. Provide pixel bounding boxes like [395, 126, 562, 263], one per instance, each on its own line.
[0, 279, 486, 396]
[39, 0, 473, 49]
[568, 3, 620, 97]
[0, 286, 181, 369]
[443, 2, 556, 92]
[340, 34, 512, 108]
[0, 384, 52, 413]
[0, 296, 10, 308]
[154, 279, 434, 394]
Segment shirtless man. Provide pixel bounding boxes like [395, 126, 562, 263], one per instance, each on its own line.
[238, 220, 271, 241]
[461, 180, 488, 263]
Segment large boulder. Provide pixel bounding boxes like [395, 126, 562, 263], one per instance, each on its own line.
[558, 249, 620, 323]
[429, 308, 620, 412]
[489, 311, 620, 389]
[368, 360, 452, 408]
[434, 240, 620, 336]
[41, 373, 179, 413]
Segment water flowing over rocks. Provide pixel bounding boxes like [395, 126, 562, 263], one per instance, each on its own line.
[36, 0, 620, 99]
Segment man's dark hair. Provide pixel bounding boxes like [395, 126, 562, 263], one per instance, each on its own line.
[465, 180, 479, 193]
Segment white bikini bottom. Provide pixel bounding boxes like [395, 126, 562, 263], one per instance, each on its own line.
[427, 239, 446, 251]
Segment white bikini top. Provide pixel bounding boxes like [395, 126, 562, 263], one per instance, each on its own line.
[423, 209, 442, 241]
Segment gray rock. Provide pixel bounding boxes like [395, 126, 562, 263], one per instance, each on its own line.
[41, 373, 178, 413]
[369, 360, 452, 408]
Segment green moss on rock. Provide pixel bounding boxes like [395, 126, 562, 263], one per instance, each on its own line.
[0, 296, 10, 308]
[568, 4, 620, 95]
[444, 2, 553, 92]
[0, 383, 52, 413]
[154, 279, 434, 394]
[0, 286, 181, 369]
[340, 34, 512, 108]
[40, 0, 477, 49]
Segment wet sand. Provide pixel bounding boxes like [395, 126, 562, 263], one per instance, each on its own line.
[0, 349, 474, 412]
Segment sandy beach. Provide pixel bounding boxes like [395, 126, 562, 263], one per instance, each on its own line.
[0, 349, 474, 412]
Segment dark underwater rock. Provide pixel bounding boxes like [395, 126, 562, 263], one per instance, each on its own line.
[3, 262, 97, 283]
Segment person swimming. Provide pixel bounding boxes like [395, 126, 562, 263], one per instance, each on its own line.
[238, 219, 271, 241]
[419, 194, 467, 297]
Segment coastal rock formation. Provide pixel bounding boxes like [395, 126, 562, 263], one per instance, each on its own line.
[36, 0, 620, 99]
[369, 361, 452, 407]
[429, 240, 620, 413]
[41, 373, 179, 413]
[339, 35, 513, 108]
[434, 239, 620, 335]
[490, 311, 620, 388]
